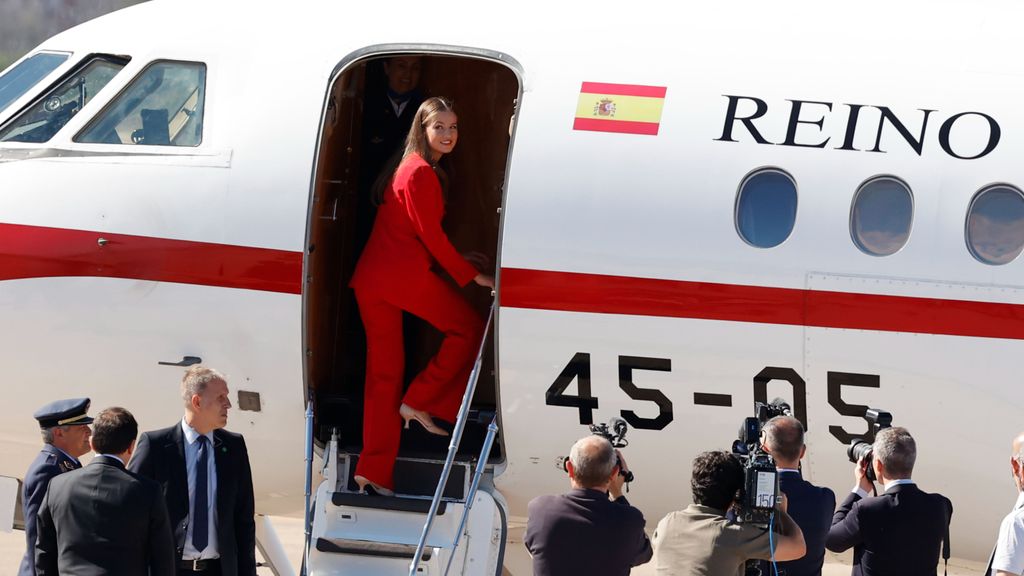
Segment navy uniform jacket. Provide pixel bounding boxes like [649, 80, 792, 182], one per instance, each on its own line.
[18, 445, 79, 576]
[760, 470, 836, 576]
[34, 456, 175, 576]
[129, 423, 257, 576]
[826, 483, 952, 576]
[525, 488, 653, 576]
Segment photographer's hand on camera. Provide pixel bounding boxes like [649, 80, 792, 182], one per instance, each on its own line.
[609, 450, 629, 500]
[855, 456, 874, 495]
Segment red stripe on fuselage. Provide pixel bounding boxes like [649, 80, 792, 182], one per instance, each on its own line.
[0, 223, 303, 294]
[500, 268, 1024, 340]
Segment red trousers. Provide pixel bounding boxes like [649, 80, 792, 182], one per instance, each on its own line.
[354, 274, 485, 489]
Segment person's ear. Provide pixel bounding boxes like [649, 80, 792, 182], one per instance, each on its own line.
[565, 460, 576, 479]
[88, 436, 97, 452]
[799, 445, 807, 461]
[190, 393, 202, 412]
[872, 457, 884, 480]
[1012, 457, 1022, 479]
[609, 464, 621, 483]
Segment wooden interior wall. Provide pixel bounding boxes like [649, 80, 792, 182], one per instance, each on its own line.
[403, 56, 518, 407]
[307, 64, 366, 413]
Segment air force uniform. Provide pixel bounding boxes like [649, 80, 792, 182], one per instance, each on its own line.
[18, 398, 92, 576]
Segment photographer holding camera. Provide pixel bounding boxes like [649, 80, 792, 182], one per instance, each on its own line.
[651, 451, 805, 575]
[524, 434, 652, 576]
[759, 416, 836, 576]
[826, 426, 953, 575]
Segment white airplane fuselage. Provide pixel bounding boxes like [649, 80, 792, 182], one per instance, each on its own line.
[0, 0, 1022, 565]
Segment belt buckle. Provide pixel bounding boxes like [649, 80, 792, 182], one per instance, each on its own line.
[191, 559, 203, 571]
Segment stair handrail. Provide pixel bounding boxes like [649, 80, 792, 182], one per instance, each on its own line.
[409, 300, 496, 576]
[444, 416, 499, 576]
[300, 393, 315, 576]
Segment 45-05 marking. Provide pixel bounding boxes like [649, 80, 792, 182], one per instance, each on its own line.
[545, 352, 884, 444]
[545, 353, 672, 430]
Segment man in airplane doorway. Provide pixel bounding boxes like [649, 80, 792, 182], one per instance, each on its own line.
[524, 435, 652, 576]
[357, 55, 424, 251]
[986, 431, 1024, 575]
[760, 415, 836, 576]
[18, 397, 93, 576]
[129, 366, 256, 576]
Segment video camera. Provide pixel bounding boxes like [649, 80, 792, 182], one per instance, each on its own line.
[846, 408, 893, 482]
[557, 417, 634, 484]
[730, 399, 791, 526]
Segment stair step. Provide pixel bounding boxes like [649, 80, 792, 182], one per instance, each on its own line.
[331, 492, 447, 515]
[315, 537, 433, 561]
[343, 456, 468, 499]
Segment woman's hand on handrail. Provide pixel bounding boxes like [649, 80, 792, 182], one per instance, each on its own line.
[473, 274, 495, 289]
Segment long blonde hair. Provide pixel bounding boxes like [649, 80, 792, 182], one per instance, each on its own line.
[373, 96, 455, 205]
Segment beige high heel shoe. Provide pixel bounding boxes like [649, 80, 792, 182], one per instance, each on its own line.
[354, 475, 394, 497]
[400, 403, 449, 436]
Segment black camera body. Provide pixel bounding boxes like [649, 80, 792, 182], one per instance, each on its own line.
[557, 417, 634, 484]
[731, 399, 791, 526]
[846, 408, 893, 482]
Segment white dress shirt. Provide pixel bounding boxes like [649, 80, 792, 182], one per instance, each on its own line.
[181, 418, 219, 560]
[991, 491, 1024, 575]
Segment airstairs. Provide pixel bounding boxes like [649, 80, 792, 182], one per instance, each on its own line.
[302, 304, 505, 576]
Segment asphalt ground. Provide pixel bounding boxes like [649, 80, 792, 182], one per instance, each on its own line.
[0, 517, 986, 575]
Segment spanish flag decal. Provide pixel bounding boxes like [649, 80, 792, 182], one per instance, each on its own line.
[573, 82, 667, 136]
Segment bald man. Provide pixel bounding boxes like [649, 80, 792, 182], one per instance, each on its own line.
[524, 435, 652, 576]
[761, 416, 836, 576]
[989, 432, 1024, 575]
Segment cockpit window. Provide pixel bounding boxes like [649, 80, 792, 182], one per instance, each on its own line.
[0, 52, 70, 114]
[76, 61, 206, 147]
[0, 55, 128, 143]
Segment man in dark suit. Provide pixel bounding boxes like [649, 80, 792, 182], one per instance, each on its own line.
[19, 397, 93, 576]
[761, 415, 836, 576]
[129, 366, 256, 576]
[35, 407, 175, 575]
[524, 435, 652, 576]
[826, 426, 953, 576]
[356, 55, 425, 251]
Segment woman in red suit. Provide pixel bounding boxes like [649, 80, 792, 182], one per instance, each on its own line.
[350, 96, 494, 495]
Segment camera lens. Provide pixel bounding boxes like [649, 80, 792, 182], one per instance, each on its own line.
[847, 439, 873, 464]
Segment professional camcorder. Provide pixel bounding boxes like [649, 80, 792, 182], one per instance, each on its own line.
[845, 407, 893, 482]
[557, 417, 634, 484]
[730, 399, 791, 526]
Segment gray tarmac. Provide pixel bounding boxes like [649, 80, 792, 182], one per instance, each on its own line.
[0, 517, 985, 575]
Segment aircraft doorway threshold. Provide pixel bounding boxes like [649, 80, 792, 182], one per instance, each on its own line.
[302, 46, 521, 575]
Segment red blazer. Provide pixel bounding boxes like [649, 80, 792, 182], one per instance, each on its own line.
[351, 153, 478, 300]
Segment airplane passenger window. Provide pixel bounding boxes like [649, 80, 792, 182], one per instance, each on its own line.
[0, 55, 128, 143]
[76, 61, 206, 147]
[966, 185, 1024, 265]
[0, 52, 70, 115]
[851, 176, 913, 256]
[735, 168, 798, 248]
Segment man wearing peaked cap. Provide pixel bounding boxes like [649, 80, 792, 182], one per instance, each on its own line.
[18, 397, 93, 576]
